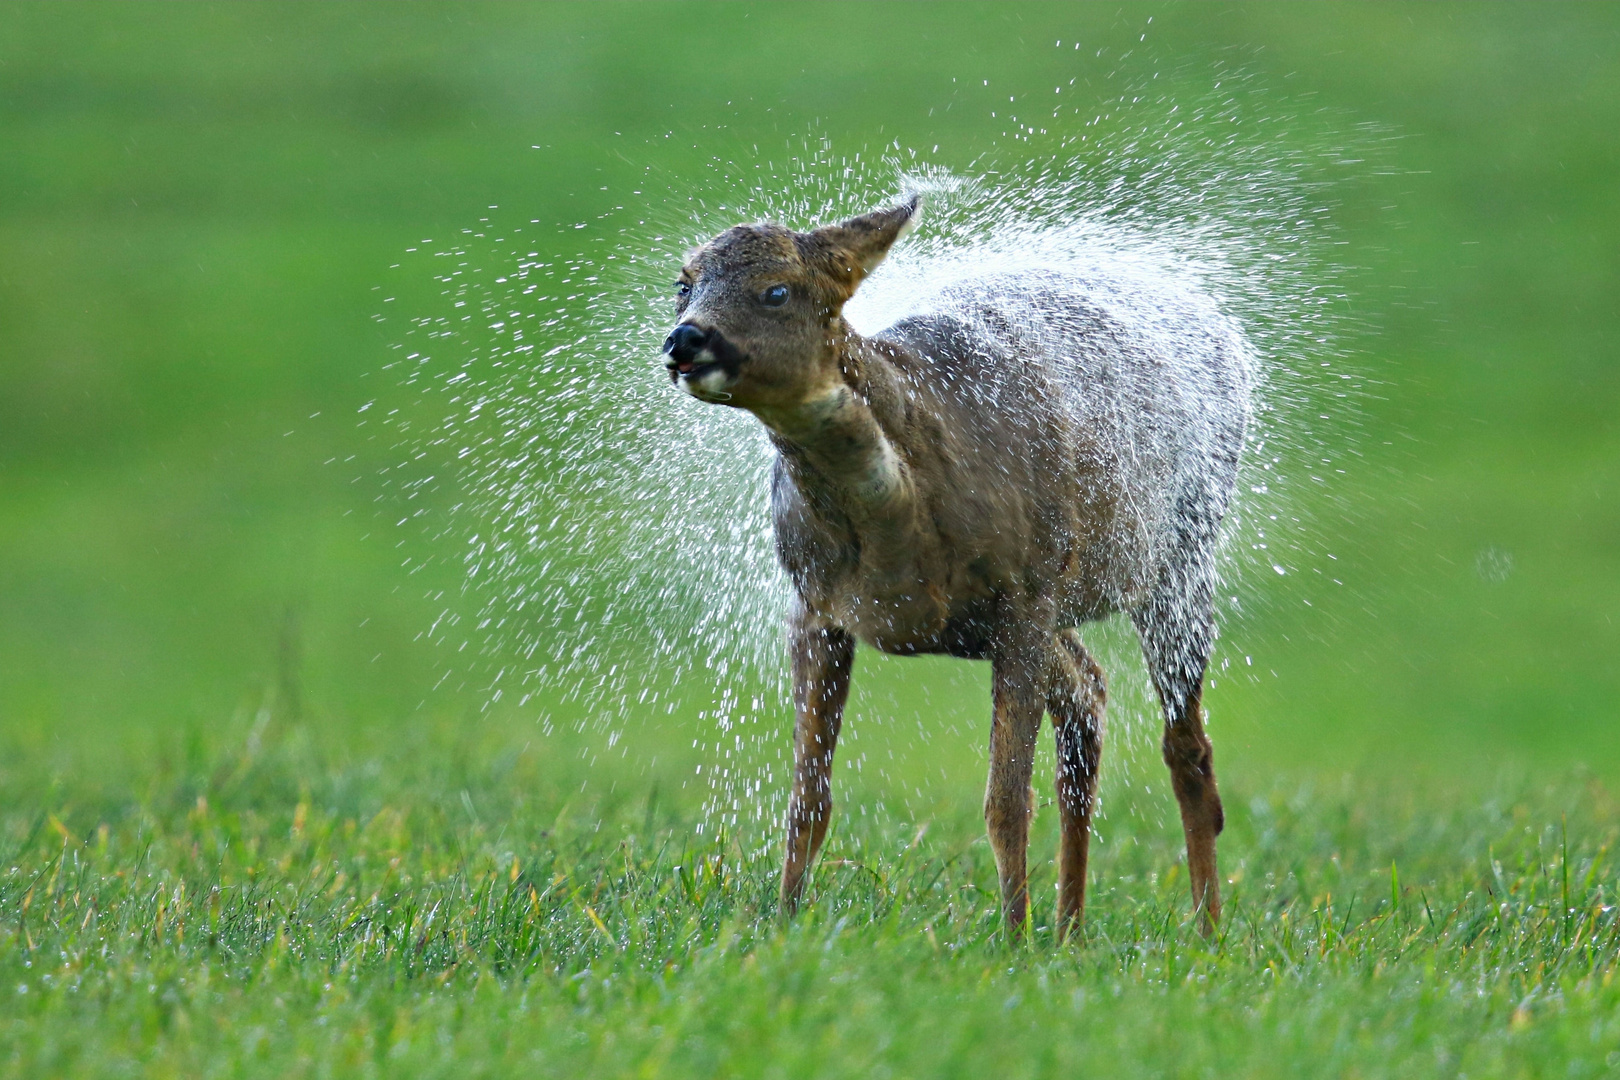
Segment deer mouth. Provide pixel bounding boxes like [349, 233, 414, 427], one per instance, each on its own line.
[667, 355, 710, 379]
[664, 330, 747, 399]
[670, 360, 737, 402]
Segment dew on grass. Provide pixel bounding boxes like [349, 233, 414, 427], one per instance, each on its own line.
[378, 79, 1371, 842]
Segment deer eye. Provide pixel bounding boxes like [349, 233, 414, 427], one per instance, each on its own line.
[759, 284, 790, 307]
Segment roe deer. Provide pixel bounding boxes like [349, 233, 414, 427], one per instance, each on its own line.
[661, 197, 1250, 939]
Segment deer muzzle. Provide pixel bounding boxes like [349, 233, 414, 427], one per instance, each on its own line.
[663, 322, 745, 400]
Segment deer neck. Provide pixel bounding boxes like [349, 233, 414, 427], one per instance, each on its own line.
[753, 326, 913, 524]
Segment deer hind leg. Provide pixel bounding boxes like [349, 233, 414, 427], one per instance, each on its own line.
[1136, 583, 1225, 936]
[1047, 628, 1106, 943]
[1162, 684, 1223, 934]
[779, 616, 855, 916]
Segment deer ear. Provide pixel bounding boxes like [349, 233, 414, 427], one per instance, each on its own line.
[802, 195, 920, 300]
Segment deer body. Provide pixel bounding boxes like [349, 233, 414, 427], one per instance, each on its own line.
[664, 202, 1249, 938]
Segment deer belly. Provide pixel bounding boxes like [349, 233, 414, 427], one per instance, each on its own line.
[832, 576, 1005, 658]
[831, 580, 957, 656]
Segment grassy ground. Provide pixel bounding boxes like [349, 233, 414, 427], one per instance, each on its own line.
[3, 3, 1620, 1076]
[5, 719, 1620, 1077]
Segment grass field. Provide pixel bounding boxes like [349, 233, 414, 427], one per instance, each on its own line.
[6, 725, 1620, 1076]
[3, 4, 1619, 1076]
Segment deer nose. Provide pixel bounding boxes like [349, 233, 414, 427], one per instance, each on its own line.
[663, 323, 711, 368]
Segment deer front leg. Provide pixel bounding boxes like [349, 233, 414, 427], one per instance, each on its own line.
[986, 617, 1050, 939]
[1162, 683, 1224, 936]
[1048, 629, 1106, 944]
[779, 614, 855, 916]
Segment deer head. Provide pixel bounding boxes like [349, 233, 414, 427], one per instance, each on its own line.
[663, 196, 919, 409]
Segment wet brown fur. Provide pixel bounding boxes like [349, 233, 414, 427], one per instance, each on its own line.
[666, 199, 1235, 939]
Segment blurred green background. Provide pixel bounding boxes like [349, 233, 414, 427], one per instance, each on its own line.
[1, 2, 1616, 799]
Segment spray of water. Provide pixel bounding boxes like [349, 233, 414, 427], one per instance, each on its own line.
[377, 85, 1371, 838]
